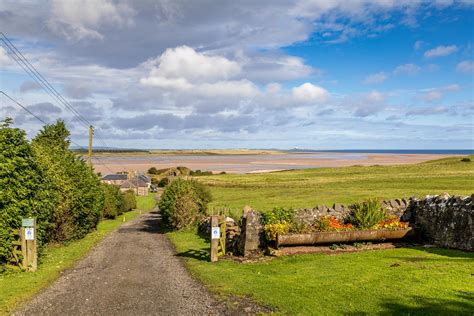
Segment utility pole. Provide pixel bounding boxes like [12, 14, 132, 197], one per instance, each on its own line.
[135, 170, 139, 195]
[88, 125, 94, 168]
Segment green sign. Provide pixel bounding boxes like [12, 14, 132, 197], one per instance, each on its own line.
[22, 218, 35, 227]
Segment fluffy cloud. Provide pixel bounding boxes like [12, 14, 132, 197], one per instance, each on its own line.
[456, 60, 474, 74]
[393, 63, 421, 75]
[47, 0, 135, 41]
[364, 72, 388, 84]
[424, 45, 458, 58]
[292, 83, 329, 103]
[147, 46, 241, 82]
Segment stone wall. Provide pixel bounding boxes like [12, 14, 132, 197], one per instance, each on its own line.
[200, 194, 473, 255]
[409, 193, 473, 251]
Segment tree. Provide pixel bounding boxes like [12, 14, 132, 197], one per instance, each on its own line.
[0, 118, 55, 263]
[32, 120, 104, 241]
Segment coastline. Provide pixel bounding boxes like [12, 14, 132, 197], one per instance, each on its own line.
[90, 152, 465, 174]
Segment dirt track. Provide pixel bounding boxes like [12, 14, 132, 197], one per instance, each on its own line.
[16, 212, 224, 315]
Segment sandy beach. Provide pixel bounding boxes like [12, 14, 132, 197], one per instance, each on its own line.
[91, 152, 459, 174]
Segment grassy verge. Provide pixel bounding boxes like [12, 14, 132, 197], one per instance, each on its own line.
[0, 207, 146, 315]
[167, 231, 474, 315]
[200, 156, 474, 211]
[136, 192, 157, 211]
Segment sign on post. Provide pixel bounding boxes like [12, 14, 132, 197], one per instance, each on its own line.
[20, 218, 37, 271]
[211, 227, 220, 240]
[22, 218, 34, 227]
[25, 227, 35, 240]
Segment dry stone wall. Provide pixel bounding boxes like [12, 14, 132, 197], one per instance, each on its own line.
[409, 193, 473, 251]
[200, 194, 473, 256]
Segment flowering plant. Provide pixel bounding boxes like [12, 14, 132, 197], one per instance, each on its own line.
[373, 217, 409, 230]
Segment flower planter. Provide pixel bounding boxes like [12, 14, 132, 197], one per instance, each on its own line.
[276, 228, 413, 247]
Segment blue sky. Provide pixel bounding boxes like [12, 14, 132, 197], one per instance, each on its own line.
[0, 0, 473, 149]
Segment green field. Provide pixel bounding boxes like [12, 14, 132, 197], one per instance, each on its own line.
[0, 195, 154, 315]
[168, 231, 474, 315]
[167, 156, 474, 314]
[200, 156, 474, 211]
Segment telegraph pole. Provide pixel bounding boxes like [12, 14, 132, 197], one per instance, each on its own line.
[88, 125, 94, 168]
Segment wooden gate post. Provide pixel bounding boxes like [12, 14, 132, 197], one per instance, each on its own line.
[21, 218, 37, 272]
[210, 215, 220, 262]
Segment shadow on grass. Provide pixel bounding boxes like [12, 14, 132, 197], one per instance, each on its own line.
[417, 247, 474, 259]
[379, 292, 474, 315]
[175, 248, 210, 262]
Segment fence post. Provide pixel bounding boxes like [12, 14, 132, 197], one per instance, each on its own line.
[210, 215, 219, 262]
[21, 218, 37, 272]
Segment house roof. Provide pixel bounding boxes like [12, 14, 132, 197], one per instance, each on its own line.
[120, 179, 148, 188]
[138, 174, 151, 183]
[101, 174, 128, 181]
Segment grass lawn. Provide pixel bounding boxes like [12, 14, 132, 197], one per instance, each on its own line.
[200, 156, 474, 211]
[167, 156, 474, 314]
[168, 231, 474, 315]
[0, 194, 153, 315]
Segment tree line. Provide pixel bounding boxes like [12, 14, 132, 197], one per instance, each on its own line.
[0, 119, 136, 265]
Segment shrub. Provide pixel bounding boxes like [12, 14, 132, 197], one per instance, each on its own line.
[32, 121, 104, 241]
[102, 184, 121, 218]
[263, 223, 291, 241]
[261, 207, 295, 225]
[158, 179, 212, 230]
[348, 199, 387, 229]
[261, 207, 295, 241]
[122, 189, 137, 212]
[0, 119, 56, 263]
[158, 177, 171, 187]
[461, 157, 471, 162]
[148, 167, 159, 174]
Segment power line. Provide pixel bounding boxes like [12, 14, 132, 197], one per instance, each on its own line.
[0, 33, 91, 128]
[1, 91, 48, 125]
[1, 32, 114, 152]
[1, 91, 115, 174]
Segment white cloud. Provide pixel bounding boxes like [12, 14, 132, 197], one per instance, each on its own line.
[47, 0, 135, 41]
[456, 60, 474, 74]
[266, 83, 282, 94]
[424, 45, 458, 58]
[292, 83, 329, 103]
[149, 46, 241, 82]
[365, 90, 385, 103]
[414, 40, 424, 50]
[364, 72, 388, 84]
[419, 84, 460, 102]
[0, 47, 11, 66]
[393, 63, 421, 75]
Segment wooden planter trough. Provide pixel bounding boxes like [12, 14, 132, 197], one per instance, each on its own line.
[276, 228, 413, 247]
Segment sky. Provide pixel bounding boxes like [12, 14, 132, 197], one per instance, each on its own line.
[0, 0, 473, 149]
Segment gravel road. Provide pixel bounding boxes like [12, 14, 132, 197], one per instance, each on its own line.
[16, 212, 225, 315]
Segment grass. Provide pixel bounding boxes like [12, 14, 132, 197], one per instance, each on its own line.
[200, 156, 474, 211]
[167, 231, 474, 315]
[166, 156, 474, 314]
[0, 194, 154, 315]
[136, 192, 157, 211]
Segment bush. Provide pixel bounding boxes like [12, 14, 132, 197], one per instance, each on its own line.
[122, 190, 137, 212]
[0, 119, 56, 263]
[261, 207, 295, 241]
[348, 199, 387, 229]
[102, 184, 125, 219]
[261, 207, 295, 225]
[32, 121, 104, 241]
[158, 177, 171, 187]
[158, 179, 212, 230]
[148, 167, 159, 174]
[461, 157, 471, 162]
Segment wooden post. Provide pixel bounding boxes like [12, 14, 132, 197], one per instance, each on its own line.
[88, 125, 94, 168]
[20, 218, 37, 271]
[210, 215, 219, 262]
